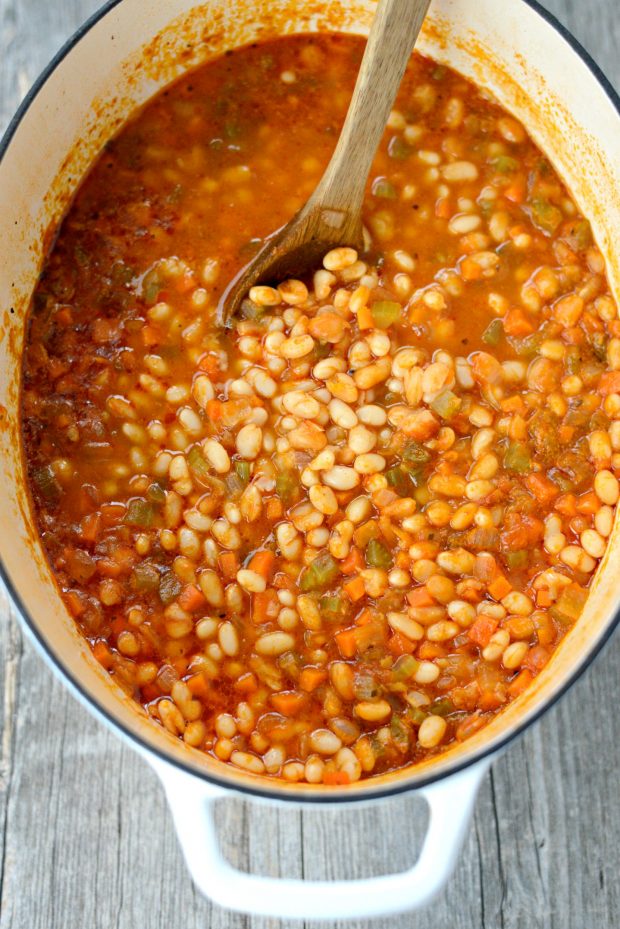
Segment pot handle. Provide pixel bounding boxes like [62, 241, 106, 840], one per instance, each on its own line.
[151, 755, 492, 921]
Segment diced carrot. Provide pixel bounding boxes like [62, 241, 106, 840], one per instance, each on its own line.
[93, 640, 113, 669]
[266, 497, 283, 520]
[460, 256, 483, 281]
[406, 586, 435, 609]
[479, 688, 506, 711]
[357, 304, 374, 330]
[335, 628, 358, 658]
[354, 608, 374, 626]
[271, 691, 307, 716]
[234, 672, 258, 693]
[55, 306, 73, 326]
[343, 575, 366, 602]
[558, 425, 575, 444]
[455, 712, 487, 742]
[387, 633, 416, 656]
[79, 512, 101, 544]
[435, 197, 451, 219]
[219, 551, 239, 580]
[536, 588, 552, 608]
[341, 546, 365, 576]
[273, 572, 296, 591]
[599, 371, 620, 395]
[526, 472, 559, 505]
[141, 683, 159, 702]
[141, 324, 159, 347]
[523, 645, 550, 674]
[249, 549, 276, 582]
[206, 399, 223, 421]
[468, 615, 499, 648]
[187, 672, 210, 700]
[417, 641, 447, 660]
[352, 520, 380, 548]
[299, 668, 328, 692]
[488, 575, 512, 601]
[65, 589, 85, 617]
[504, 179, 525, 203]
[576, 491, 601, 515]
[501, 395, 527, 415]
[252, 589, 279, 624]
[177, 583, 206, 613]
[503, 307, 534, 337]
[507, 669, 533, 698]
[555, 493, 578, 517]
[323, 770, 351, 785]
[173, 657, 189, 676]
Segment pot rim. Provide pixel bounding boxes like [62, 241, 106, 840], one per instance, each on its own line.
[2, 0, 619, 804]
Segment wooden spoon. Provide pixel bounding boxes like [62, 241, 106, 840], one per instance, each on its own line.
[217, 0, 432, 325]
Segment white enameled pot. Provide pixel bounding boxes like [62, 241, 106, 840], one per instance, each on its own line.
[1, 0, 619, 920]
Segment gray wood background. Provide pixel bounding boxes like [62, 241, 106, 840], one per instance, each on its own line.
[0, 1, 618, 927]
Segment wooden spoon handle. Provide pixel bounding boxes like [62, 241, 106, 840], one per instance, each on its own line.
[307, 0, 432, 226]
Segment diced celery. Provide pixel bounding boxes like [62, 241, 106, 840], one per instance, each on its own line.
[402, 441, 431, 468]
[482, 318, 504, 347]
[33, 465, 60, 504]
[390, 715, 411, 752]
[430, 389, 462, 420]
[366, 538, 393, 569]
[299, 551, 340, 592]
[276, 468, 299, 506]
[131, 562, 160, 592]
[187, 445, 211, 480]
[553, 583, 588, 623]
[431, 698, 454, 717]
[353, 672, 381, 700]
[371, 300, 402, 329]
[235, 460, 251, 485]
[146, 482, 167, 505]
[319, 595, 348, 622]
[372, 177, 396, 199]
[528, 197, 563, 234]
[392, 654, 419, 682]
[386, 466, 414, 497]
[505, 550, 529, 570]
[504, 441, 531, 473]
[124, 498, 155, 527]
[490, 154, 518, 174]
[159, 572, 182, 605]
[388, 136, 412, 160]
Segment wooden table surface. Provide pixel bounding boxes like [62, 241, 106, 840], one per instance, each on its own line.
[0, 1, 619, 927]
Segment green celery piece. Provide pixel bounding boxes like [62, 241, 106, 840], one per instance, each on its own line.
[131, 562, 160, 592]
[482, 318, 504, 346]
[392, 654, 419, 682]
[235, 460, 251, 485]
[366, 538, 393, 569]
[187, 445, 211, 480]
[430, 389, 462, 420]
[386, 466, 414, 498]
[371, 300, 402, 329]
[299, 551, 340, 592]
[159, 572, 182, 605]
[504, 441, 531, 473]
[124, 498, 155, 527]
[372, 177, 397, 199]
[528, 197, 563, 234]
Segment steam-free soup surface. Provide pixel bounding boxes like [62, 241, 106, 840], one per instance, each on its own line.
[22, 35, 620, 784]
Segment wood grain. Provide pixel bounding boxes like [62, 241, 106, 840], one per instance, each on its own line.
[0, 1, 619, 927]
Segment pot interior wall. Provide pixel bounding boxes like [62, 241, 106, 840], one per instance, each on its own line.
[1, 0, 619, 799]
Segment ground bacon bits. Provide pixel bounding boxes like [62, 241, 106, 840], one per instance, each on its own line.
[22, 35, 620, 784]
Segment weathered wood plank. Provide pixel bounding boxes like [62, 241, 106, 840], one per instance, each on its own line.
[0, 1, 619, 928]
